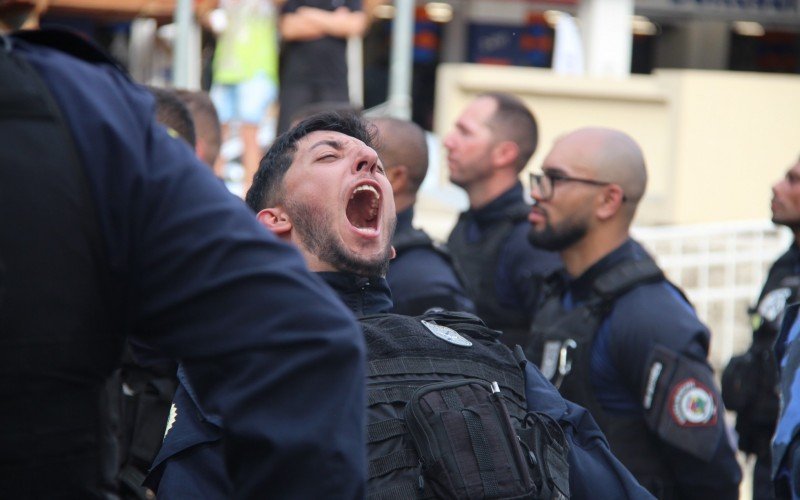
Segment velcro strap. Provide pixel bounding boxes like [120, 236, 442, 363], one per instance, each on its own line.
[368, 449, 419, 480]
[367, 385, 417, 407]
[463, 409, 500, 496]
[367, 418, 406, 443]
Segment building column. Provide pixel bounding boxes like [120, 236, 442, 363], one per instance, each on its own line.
[578, 0, 634, 77]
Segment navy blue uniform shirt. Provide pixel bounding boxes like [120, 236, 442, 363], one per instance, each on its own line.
[152, 272, 654, 499]
[13, 32, 366, 498]
[560, 239, 741, 498]
[387, 208, 475, 315]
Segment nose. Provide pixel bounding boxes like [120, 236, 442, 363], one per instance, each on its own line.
[773, 178, 785, 195]
[353, 144, 380, 174]
[530, 179, 545, 203]
[443, 130, 455, 150]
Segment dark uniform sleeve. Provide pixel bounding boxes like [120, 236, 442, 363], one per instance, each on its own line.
[609, 284, 741, 499]
[22, 41, 366, 498]
[524, 365, 655, 500]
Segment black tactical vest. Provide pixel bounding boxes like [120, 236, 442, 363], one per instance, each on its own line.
[526, 257, 677, 498]
[722, 245, 800, 458]
[447, 202, 530, 347]
[0, 33, 122, 496]
[363, 310, 570, 499]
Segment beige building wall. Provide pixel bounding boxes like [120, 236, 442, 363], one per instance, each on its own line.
[417, 63, 800, 239]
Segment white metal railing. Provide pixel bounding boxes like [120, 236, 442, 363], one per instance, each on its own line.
[632, 220, 793, 371]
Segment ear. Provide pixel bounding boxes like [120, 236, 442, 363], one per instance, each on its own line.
[386, 164, 409, 194]
[256, 207, 293, 239]
[389, 246, 397, 260]
[490, 140, 520, 169]
[195, 140, 207, 164]
[595, 185, 626, 221]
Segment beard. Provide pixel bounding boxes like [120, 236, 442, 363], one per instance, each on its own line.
[527, 213, 588, 252]
[286, 198, 395, 277]
[772, 215, 800, 230]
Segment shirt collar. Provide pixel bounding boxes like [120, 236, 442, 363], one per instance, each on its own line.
[468, 181, 527, 224]
[317, 272, 394, 316]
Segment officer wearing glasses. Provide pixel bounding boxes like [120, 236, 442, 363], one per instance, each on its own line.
[524, 127, 741, 499]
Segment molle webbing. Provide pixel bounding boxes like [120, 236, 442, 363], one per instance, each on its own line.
[368, 356, 526, 402]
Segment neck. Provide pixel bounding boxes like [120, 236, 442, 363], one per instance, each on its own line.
[394, 192, 415, 214]
[561, 228, 629, 278]
[467, 174, 517, 210]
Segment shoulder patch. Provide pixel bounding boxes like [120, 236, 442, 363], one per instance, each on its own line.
[759, 287, 793, 322]
[421, 320, 472, 347]
[669, 378, 717, 427]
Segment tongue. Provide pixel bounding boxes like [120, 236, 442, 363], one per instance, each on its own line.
[347, 191, 378, 229]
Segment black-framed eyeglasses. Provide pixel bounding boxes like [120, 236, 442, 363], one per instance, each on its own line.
[529, 171, 627, 202]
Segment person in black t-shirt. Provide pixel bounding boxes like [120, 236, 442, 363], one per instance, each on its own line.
[276, 0, 367, 135]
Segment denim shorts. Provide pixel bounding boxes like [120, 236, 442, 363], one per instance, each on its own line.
[210, 72, 277, 125]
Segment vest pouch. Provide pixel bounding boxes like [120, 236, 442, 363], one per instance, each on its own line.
[721, 350, 759, 413]
[404, 379, 536, 499]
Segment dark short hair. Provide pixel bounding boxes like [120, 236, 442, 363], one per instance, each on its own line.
[174, 89, 221, 167]
[147, 86, 196, 147]
[480, 92, 538, 173]
[245, 110, 376, 212]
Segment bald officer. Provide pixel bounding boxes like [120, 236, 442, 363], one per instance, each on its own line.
[371, 117, 474, 316]
[524, 128, 741, 499]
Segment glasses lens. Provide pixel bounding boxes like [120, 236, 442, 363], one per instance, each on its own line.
[530, 173, 550, 199]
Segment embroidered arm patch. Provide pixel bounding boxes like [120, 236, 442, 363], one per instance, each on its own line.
[642, 345, 723, 461]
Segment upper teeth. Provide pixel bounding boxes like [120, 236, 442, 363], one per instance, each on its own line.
[352, 185, 380, 199]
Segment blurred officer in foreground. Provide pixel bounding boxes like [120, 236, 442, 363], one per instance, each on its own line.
[445, 92, 561, 348]
[149, 111, 654, 499]
[0, 26, 365, 498]
[723, 157, 800, 500]
[525, 127, 741, 499]
[370, 117, 475, 315]
[772, 299, 800, 498]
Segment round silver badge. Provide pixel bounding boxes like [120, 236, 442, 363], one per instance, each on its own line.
[421, 320, 472, 347]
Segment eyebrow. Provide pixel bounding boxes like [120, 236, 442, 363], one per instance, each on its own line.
[309, 139, 344, 151]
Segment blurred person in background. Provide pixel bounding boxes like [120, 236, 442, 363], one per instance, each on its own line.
[276, 0, 367, 135]
[209, 0, 279, 191]
[148, 85, 196, 146]
[176, 88, 222, 170]
[371, 116, 475, 316]
[445, 92, 561, 349]
[723, 156, 800, 500]
[526, 127, 741, 499]
[0, 0, 45, 31]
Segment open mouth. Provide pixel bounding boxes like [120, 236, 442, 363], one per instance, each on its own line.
[346, 183, 381, 233]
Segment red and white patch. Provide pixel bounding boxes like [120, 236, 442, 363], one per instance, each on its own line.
[669, 378, 717, 427]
